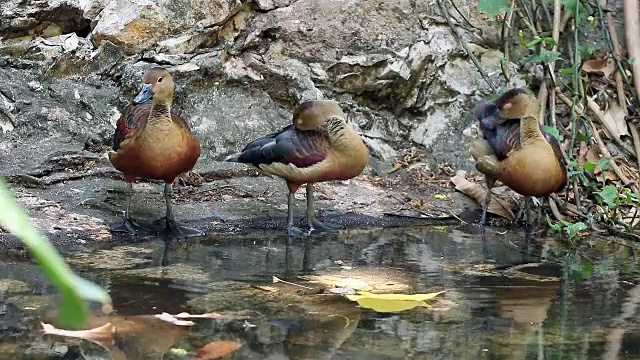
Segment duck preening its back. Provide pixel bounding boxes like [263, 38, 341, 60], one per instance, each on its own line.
[228, 99, 370, 236]
[472, 88, 567, 197]
[471, 88, 567, 230]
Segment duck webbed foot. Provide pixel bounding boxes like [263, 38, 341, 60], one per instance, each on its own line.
[110, 217, 146, 234]
[153, 217, 204, 238]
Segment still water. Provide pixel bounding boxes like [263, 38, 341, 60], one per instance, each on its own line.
[0, 224, 638, 359]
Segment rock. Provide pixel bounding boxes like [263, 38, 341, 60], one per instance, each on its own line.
[179, 84, 291, 165]
[91, 0, 244, 55]
[0, 67, 118, 176]
[0, 0, 92, 41]
[156, 30, 217, 54]
[252, 0, 295, 11]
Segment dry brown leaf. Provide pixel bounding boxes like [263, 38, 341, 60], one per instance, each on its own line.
[41, 322, 114, 342]
[450, 172, 515, 220]
[194, 340, 241, 360]
[582, 57, 616, 78]
[622, 208, 640, 228]
[583, 147, 618, 182]
[587, 97, 629, 140]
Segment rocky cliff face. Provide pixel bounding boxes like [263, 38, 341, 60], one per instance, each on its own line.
[0, 0, 520, 179]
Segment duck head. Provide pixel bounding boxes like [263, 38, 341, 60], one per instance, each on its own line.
[494, 88, 537, 119]
[133, 67, 175, 106]
[293, 100, 345, 131]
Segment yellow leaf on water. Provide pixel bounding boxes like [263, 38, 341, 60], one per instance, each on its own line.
[344, 291, 446, 312]
[348, 298, 430, 312]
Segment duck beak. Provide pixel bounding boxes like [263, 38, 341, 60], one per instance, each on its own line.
[473, 100, 494, 121]
[133, 83, 152, 105]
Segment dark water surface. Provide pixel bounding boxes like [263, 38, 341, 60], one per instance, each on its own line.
[0, 224, 638, 359]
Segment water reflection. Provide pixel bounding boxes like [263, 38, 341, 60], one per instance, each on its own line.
[0, 225, 639, 359]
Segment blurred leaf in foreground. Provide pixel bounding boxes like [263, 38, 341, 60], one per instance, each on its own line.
[0, 178, 111, 328]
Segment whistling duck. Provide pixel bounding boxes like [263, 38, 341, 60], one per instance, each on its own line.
[227, 100, 370, 236]
[471, 88, 567, 228]
[109, 67, 203, 238]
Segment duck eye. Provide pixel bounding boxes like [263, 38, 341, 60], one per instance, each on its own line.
[157, 77, 163, 83]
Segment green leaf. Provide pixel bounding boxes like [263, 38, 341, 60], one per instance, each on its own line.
[576, 132, 590, 142]
[528, 50, 562, 64]
[583, 161, 596, 174]
[597, 157, 612, 171]
[598, 185, 618, 209]
[0, 179, 111, 328]
[564, 222, 587, 239]
[578, 44, 600, 57]
[543, 125, 562, 141]
[525, 37, 544, 49]
[561, 0, 584, 15]
[478, 0, 511, 14]
[560, 67, 574, 75]
[546, 215, 563, 231]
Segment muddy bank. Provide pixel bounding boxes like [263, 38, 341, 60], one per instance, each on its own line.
[1, 155, 478, 248]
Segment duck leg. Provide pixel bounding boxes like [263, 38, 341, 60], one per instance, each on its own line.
[306, 183, 343, 234]
[515, 196, 531, 226]
[111, 182, 145, 234]
[286, 192, 306, 237]
[479, 177, 495, 241]
[159, 182, 204, 238]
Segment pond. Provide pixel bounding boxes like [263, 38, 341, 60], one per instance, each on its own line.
[0, 224, 638, 359]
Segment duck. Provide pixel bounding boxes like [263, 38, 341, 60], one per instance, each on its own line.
[471, 88, 567, 229]
[226, 100, 370, 236]
[109, 67, 203, 238]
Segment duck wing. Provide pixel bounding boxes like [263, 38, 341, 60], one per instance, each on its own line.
[236, 124, 329, 168]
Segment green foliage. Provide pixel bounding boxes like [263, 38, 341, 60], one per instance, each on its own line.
[477, 0, 511, 15]
[0, 178, 111, 328]
[598, 185, 618, 209]
[561, 0, 584, 17]
[578, 44, 601, 57]
[543, 125, 562, 141]
[547, 215, 587, 240]
[528, 50, 562, 64]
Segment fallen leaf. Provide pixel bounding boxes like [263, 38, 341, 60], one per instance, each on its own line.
[154, 313, 195, 326]
[347, 298, 431, 312]
[328, 287, 358, 295]
[194, 340, 241, 360]
[344, 291, 445, 313]
[41, 322, 114, 342]
[586, 97, 629, 139]
[333, 278, 373, 291]
[583, 147, 618, 182]
[450, 171, 515, 220]
[172, 312, 251, 320]
[346, 291, 446, 302]
[581, 57, 616, 78]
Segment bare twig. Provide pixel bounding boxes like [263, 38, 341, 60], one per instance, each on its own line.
[501, 0, 516, 81]
[438, 0, 497, 92]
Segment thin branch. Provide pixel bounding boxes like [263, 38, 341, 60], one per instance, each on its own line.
[438, 0, 497, 92]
